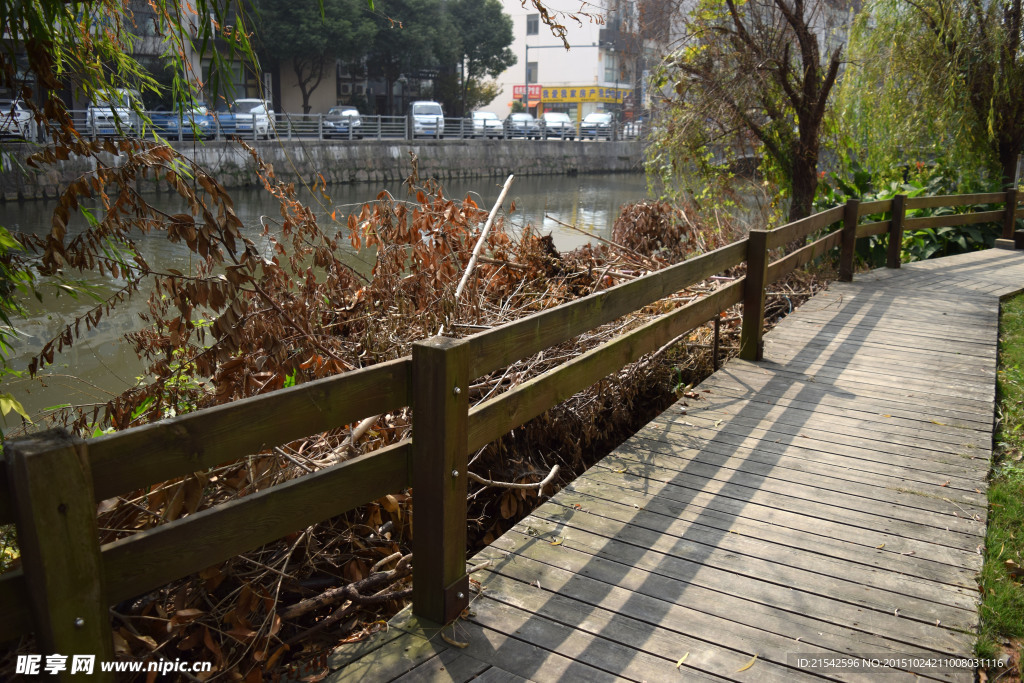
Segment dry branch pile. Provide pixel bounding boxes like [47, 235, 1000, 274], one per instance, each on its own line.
[4, 145, 831, 680]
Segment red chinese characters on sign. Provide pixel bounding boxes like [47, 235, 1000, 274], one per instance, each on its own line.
[512, 84, 543, 98]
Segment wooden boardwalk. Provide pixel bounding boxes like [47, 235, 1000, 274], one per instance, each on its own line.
[328, 249, 1024, 682]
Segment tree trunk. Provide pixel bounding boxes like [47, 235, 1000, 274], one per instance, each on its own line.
[998, 139, 1020, 188]
[788, 149, 817, 222]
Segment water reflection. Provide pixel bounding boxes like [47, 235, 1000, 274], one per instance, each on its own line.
[3, 172, 652, 419]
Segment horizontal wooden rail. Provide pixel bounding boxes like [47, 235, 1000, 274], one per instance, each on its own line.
[766, 206, 844, 251]
[903, 209, 1005, 231]
[766, 231, 843, 285]
[0, 440, 411, 642]
[467, 281, 744, 452]
[0, 359, 410, 526]
[857, 199, 892, 217]
[465, 240, 747, 378]
[904, 192, 1006, 210]
[856, 220, 891, 238]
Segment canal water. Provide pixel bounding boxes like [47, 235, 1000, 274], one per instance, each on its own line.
[2, 172, 654, 420]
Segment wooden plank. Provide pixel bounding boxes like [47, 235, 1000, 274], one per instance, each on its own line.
[465, 240, 747, 378]
[102, 441, 410, 604]
[567, 470, 980, 571]
[672, 391, 989, 450]
[554, 481, 978, 587]
[856, 219, 891, 238]
[745, 356, 994, 400]
[766, 205, 845, 250]
[858, 199, 893, 217]
[644, 406, 987, 493]
[473, 548, 966, 683]
[594, 438, 983, 543]
[739, 230, 768, 360]
[475, 572, 835, 682]
[697, 367, 995, 427]
[608, 428, 984, 536]
[767, 317, 999, 352]
[485, 525, 971, 653]
[467, 282, 743, 453]
[390, 648, 490, 682]
[411, 338, 470, 624]
[766, 230, 841, 284]
[6, 430, 114, 676]
[770, 317, 995, 348]
[475, 544, 972, 675]
[526, 484, 978, 616]
[640, 408, 990, 483]
[87, 357, 411, 503]
[903, 209, 1004, 231]
[629, 422, 986, 493]
[611, 429, 984, 523]
[904, 192, 1006, 209]
[760, 323, 998, 357]
[467, 667, 529, 683]
[325, 620, 448, 683]
[463, 595, 730, 682]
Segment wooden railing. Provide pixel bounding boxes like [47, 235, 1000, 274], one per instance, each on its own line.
[2, 188, 1020, 678]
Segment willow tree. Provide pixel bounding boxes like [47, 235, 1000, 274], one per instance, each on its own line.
[839, 0, 1024, 186]
[648, 0, 846, 222]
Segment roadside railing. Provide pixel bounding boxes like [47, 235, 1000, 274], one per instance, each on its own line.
[3, 188, 1017, 679]
[7, 111, 644, 144]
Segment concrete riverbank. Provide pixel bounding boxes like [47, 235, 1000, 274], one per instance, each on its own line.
[0, 138, 644, 202]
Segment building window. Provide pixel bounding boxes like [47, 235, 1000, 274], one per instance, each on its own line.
[527, 14, 539, 35]
[604, 54, 617, 83]
[527, 62, 538, 84]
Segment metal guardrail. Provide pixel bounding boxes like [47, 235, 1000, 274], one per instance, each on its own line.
[2, 111, 646, 143]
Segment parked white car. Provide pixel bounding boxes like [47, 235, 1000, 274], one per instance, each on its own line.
[471, 111, 503, 138]
[410, 101, 444, 138]
[0, 99, 32, 138]
[87, 88, 142, 137]
[231, 99, 275, 139]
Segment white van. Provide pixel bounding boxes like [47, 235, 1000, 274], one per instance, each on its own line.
[410, 100, 444, 138]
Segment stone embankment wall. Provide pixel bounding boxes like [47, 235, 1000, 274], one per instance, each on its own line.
[0, 139, 644, 202]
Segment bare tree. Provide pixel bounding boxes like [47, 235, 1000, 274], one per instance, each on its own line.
[649, 0, 846, 222]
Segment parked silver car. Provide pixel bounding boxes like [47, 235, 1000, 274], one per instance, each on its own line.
[324, 107, 362, 138]
[505, 112, 541, 139]
[541, 111, 575, 140]
[87, 88, 141, 137]
[580, 112, 613, 140]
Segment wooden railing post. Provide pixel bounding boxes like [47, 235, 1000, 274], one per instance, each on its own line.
[886, 194, 905, 269]
[839, 199, 860, 282]
[1002, 187, 1018, 242]
[739, 229, 769, 361]
[411, 337, 470, 625]
[6, 430, 114, 681]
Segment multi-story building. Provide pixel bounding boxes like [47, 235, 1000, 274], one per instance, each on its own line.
[488, 0, 643, 124]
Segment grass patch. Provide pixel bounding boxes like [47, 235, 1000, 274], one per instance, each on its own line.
[978, 293, 1024, 671]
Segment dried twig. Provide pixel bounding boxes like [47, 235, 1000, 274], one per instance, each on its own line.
[467, 465, 560, 492]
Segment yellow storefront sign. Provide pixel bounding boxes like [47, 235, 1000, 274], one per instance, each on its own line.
[542, 86, 630, 104]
